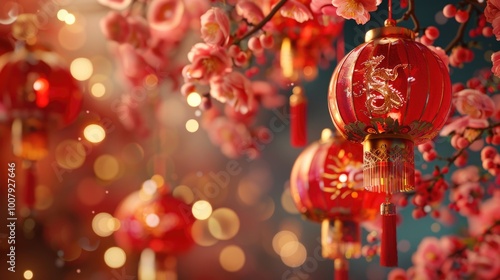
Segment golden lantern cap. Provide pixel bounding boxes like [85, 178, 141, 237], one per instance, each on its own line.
[365, 26, 415, 42]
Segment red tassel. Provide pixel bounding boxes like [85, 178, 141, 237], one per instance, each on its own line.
[334, 259, 349, 280]
[380, 202, 398, 267]
[25, 164, 36, 209]
[290, 86, 307, 147]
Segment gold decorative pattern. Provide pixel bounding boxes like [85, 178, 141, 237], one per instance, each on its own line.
[355, 55, 407, 115]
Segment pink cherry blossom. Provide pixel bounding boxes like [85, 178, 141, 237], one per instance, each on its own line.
[468, 235, 500, 279]
[236, 1, 265, 25]
[485, 0, 500, 23]
[453, 89, 496, 119]
[450, 181, 483, 216]
[332, 0, 382, 25]
[252, 81, 285, 109]
[412, 237, 446, 269]
[280, 0, 314, 23]
[184, 43, 232, 84]
[492, 17, 500, 40]
[492, 51, 500, 78]
[467, 191, 500, 236]
[203, 115, 253, 158]
[97, 0, 133, 10]
[100, 11, 130, 43]
[439, 116, 489, 137]
[310, 0, 338, 15]
[200, 7, 230, 46]
[449, 46, 474, 67]
[147, 0, 186, 32]
[451, 166, 480, 185]
[387, 268, 408, 280]
[125, 16, 150, 49]
[210, 71, 255, 114]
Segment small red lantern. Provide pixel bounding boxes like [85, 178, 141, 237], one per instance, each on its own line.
[328, 22, 452, 266]
[290, 129, 384, 279]
[114, 190, 195, 255]
[114, 189, 195, 278]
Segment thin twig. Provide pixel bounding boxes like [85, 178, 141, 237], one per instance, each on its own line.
[233, 0, 288, 45]
[396, 0, 420, 32]
[444, 4, 473, 53]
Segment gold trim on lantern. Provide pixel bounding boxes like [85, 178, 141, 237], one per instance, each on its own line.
[365, 26, 415, 42]
[363, 135, 415, 194]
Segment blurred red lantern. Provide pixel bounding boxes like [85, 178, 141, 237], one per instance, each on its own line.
[290, 128, 384, 279]
[114, 188, 195, 278]
[328, 22, 452, 266]
[0, 15, 83, 210]
[114, 190, 195, 255]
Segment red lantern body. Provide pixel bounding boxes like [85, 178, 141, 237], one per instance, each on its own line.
[0, 46, 83, 126]
[290, 129, 384, 262]
[114, 191, 195, 256]
[328, 26, 451, 194]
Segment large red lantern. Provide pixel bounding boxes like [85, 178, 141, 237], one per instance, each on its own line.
[0, 15, 83, 209]
[290, 129, 385, 279]
[328, 21, 452, 266]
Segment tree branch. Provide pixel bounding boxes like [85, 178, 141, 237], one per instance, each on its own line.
[233, 0, 288, 45]
[444, 4, 473, 53]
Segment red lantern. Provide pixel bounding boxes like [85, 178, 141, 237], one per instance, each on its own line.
[290, 129, 385, 279]
[328, 23, 452, 266]
[114, 190, 195, 255]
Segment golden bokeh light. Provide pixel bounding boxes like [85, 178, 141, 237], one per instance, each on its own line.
[219, 245, 245, 272]
[145, 213, 160, 228]
[55, 140, 86, 170]
[151, 174, 165, 189]
[142, 179, 158, 195]
[186, 92, 202, 107]
[83, 124, 106, 143]
[172, 185, 195, 204]
[208, 208, 240, 240]
[272, 230, 298, 255]
[91, 82, 106, 97]
[191, 219, 218, 247]
[92, 212, 119, 237]
[281, 188, 299, 214]
[57, 9, 68, 21]
[65, 13, 76, 25]
[70, 57, 93, 81]
[93, 154, 120, 181]
[104, 247, 126, 268]
[192, 200, 212, 220]
[23, 270, 33, 280]
[280, 242, 306, 267]
[185, 119, 199, 133]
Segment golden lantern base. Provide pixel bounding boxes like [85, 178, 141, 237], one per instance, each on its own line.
[362, 135, 415, 194]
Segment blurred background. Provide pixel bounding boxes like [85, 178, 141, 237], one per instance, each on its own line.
[0, 0, 497, 279]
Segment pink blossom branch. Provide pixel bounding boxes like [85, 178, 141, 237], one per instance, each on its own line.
[233, 0, 288, 45]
